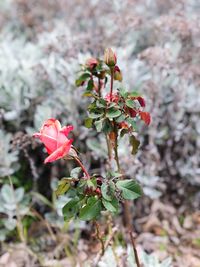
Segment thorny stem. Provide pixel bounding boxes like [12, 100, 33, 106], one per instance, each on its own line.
[98, 77, 101, 97]
[109, 67, 114, 99]
[8, 176, 26, 243]
[74, 156, 90, 179]
[93, 226, 118, 267]
[129, 230, 141, 267]
[94, 221, 105, 256]
[113, 124, 141, 266]
[113, 122, 120, 172]
[105, 134, 112, 163]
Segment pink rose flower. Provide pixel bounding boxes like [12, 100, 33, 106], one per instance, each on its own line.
[33, 119, 73, 163]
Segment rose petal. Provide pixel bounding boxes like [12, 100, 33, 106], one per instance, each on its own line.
[44, 139, 73, 164]
[60, 125, 74, 136]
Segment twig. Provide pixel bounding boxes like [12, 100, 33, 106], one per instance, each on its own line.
[30, 208, 56, 241]
[74, 156, 90, 179]
[129, 230, 141, 267]
[109, 67, 114, 99]
[92, 226, 118, 267]
[113, 122, 132, 230]
[105, 134, 112, 164]
[94, 221, 105, 256]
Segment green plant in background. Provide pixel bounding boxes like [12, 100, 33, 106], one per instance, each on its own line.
[0, 130, 20, 177]
[33, 48, 151, 266]
[0, 181, 31, 242]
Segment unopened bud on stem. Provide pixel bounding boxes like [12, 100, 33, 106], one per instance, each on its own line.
[104, 48, 117, 67]
[114, 65, 122, 82]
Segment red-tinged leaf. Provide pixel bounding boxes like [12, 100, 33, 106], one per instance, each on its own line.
[137, 96, 146, 107]
[129, 108, 137, 118]
[140, 112, 151, 125]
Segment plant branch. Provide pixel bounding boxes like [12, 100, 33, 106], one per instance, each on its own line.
[129, 230, 141, 267]
[113, 122, 120, 172]
[105, 134, 112, 164]
[109, 67, 114, 99]
[113, 122, 135, 228]
[98, 77, 101, 97]
[73, 156, 90, 179]
[94, 221, 105, 256]
[93, 226, 118, 267]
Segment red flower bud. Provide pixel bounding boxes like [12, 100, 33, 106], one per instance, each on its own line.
[104, 48, 117, 67]
[114, 65, 122, 82]
[86, 57, 98, 70]
[95, 188, 101, 196]
[96, 177, 103, 186]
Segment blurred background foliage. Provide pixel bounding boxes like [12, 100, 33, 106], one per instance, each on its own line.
[0, 0, 199, 266]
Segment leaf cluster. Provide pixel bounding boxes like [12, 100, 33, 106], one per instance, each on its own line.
[56, 168, 142, 221]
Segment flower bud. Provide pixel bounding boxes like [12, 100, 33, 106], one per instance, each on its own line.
[104, 48, 117, 67]
[86, 57, 98, 70]
[113, 65, 122, 82]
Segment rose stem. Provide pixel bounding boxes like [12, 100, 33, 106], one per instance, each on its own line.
[74, 157, 90, 179]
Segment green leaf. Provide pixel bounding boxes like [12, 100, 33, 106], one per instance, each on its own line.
[83, 91, 93, 97]
[87, 79, 94, 91]
[62, 197, 80, 221]
[70, 167, 82, 178]
[129, 91, 140, 97]
[15, 188, 24, 202]
[75, 73, 91, 86]
[89, 112, 103, 119]
[84, 117, 93, 128]
[86, 178, 97, 189]
[94, 119, 104, 132]
[120, 128, 129, 138]
[107, 171, 122, 179]
[102, 119, 113, 134]
[116, 180, 142, 200]
[79, 197, 102, 220]
[101, 182, 115, 201]
[108, 102, 117, 108]
[55, 178, 71, 196]
[126, 117, 137, 130]
[96, 99, 107, 108]
[106, 108, 121, 119]
[1, 185, 14, 203]
[129, 135, 140, 155]
[115, 114, 126, 123]
[125, 99, 135, 109]
[102, 197, 119, 213]
[118, 88, 128, 98]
